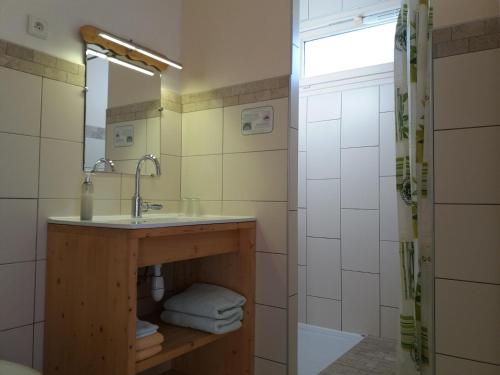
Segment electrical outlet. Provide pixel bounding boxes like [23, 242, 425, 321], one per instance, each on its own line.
[27, 15, 48, 40]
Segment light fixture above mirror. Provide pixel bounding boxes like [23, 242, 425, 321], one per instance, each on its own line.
[80, 25, 183, 73]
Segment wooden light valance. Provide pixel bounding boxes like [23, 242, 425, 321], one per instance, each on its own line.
[80, 25, 170, 72]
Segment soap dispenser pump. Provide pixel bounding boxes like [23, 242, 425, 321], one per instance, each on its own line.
[80, 158, 115, 221]
[80, 172, 94, 221]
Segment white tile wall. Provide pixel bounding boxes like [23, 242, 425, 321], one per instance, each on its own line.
[341, 147, 379, 209]
[256, 252, 288, 308]
[379, 112, 396, 177]
[288, 211, 299, 296]
[34, 260, 46, 322]
[298, 209, 307, 265]
[181, 155, 223, 200]
[255, 304, 288, 363]
[0, 66, 41, 136]
[435, 279, 500, 365]
[379, 84, 395, 113]
[307, 237, 341, 299]
[306, 120, 341, 179]
[306, 296, 341, 330]
[223, 150, 288, 201]
[342, 271, 380, 336]
[299, 98, 307, 152]
[41, 78, 84, 142]
[0, 262, 36, 330]
[306, 179, 340, 238]
[0, 134, 39, 198]
[0, 199, 37, 264]
[307, 92, 341, 122]
[435, 127, 500, 204]
[33, 322, 44, 371]
[255, 357, 287, 375]
[38, 138, 83, 199]
[298, 266, 306, 323]
[380, 241, 401, 308]
[222, 201, 287, 254]
[434, 49, 500, 130]
[161, 110, 182, 156]
[182, 108, 223, 156]
[436, 354, 500, 375]
[298, 152, 307, 208]
[435, 204, 500, 284]
[299, 80, 398, 338]
[0, 325, 33, 367]
[380, 176, 399, 241]
[341, 209, 379, 273]
[341, 86, 379, 148]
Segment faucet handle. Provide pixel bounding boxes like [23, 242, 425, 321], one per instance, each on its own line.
[142, 202, 164, 212]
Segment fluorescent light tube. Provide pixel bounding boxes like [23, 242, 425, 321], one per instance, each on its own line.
[108, 57, 155, 76]
[99, 32, 136, 50]
[86, 48, 154, 76]
[99, 32, 183, 70]
[86, 49, 107, 59]
[136, 48, 183, 70]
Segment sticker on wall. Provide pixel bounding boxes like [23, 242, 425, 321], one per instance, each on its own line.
[113, 124, 134, 147]
[241, 106, 274, 135]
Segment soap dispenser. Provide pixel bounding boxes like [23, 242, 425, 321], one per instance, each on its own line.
[80, 172, 94, 220]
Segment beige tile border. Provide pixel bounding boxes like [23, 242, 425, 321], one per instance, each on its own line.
[106, 99, 162, 124]
[181, 76, 290, 113]
[0, 39, 289, 113]
[433, 16, 500, 59]
[0, 39, 85, 86]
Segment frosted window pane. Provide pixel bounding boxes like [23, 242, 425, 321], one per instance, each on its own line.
[304, 22, 397, 77]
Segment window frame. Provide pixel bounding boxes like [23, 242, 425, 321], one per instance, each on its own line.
[300, 9, 399, 86]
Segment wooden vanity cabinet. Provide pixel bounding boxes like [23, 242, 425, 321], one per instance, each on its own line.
[44, 221, 256, 375]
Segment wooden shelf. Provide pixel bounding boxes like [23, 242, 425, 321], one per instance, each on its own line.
[135, 323, 230, 373]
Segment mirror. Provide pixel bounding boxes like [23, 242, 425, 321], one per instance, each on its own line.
[83, 44, 162, 175]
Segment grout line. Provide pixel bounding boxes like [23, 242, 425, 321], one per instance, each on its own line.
[254, 355, 287, 366]
[434, 353, 500, 367]
[435, 202, 500, 206]
[434, 124, 500, 132]
[342, 269, 380, 276]
[435, 277, 500, 287]
[0, 259, 38, 267]
[0, 323, 35, 333]
[306, 235, 341, 240]
[255, 302, 287, 311]
[306, 295, 342, 302]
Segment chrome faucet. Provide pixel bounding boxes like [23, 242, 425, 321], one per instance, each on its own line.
[91, 157, 115, 173]
[132, 154, 163, 218]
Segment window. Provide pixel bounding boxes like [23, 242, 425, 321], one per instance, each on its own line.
[304, 22, 397, 78]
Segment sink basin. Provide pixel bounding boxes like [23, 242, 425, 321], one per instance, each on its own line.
[48, 214, 255, 229]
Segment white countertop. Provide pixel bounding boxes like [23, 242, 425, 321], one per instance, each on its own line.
[48, 214, 256, 229]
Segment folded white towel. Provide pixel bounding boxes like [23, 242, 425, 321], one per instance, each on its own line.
[161, 310, 242, 334]
[163, 283, 246, 320]
[136, 319, 159, 339]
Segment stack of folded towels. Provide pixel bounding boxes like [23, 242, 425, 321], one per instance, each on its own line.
[136, 319, 164, 362]
[161, 283, 246, 335]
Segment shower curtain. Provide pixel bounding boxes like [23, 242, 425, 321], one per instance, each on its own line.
[394, 0, 433, 373]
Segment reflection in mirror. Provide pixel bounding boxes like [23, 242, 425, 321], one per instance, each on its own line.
[84, 44, 162, 175]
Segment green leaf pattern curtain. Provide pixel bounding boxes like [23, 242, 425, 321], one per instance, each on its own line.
[394, 0, 434, 373]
